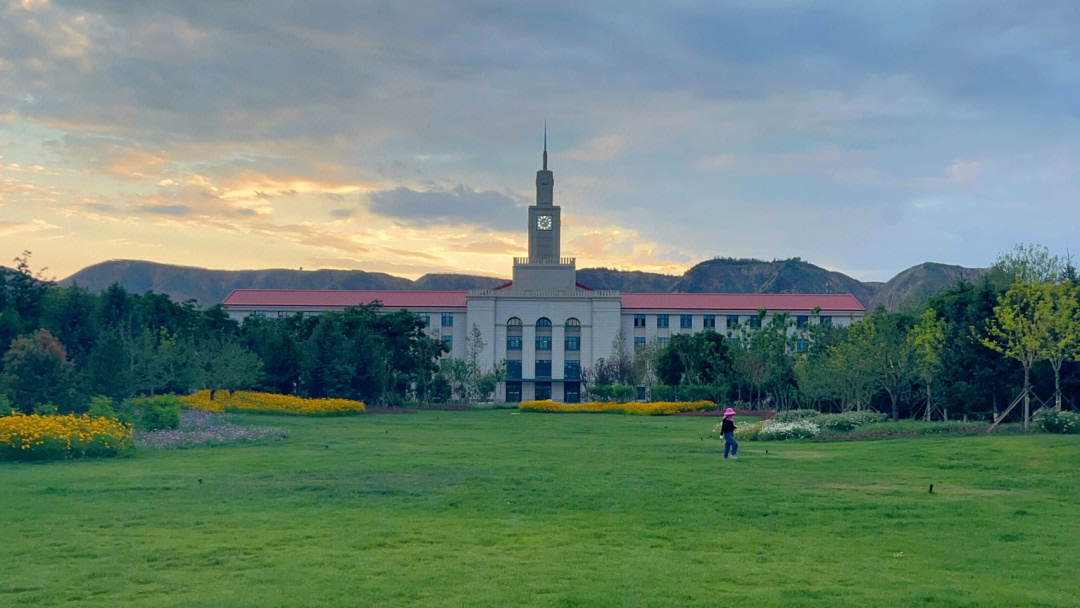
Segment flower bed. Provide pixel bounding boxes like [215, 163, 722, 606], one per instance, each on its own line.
[729, 419, 821, 441]
[0, 413, 133, 461]
[180, 391, 365, 416]
[520, 400, 714, 416]
[135, 409, 287, 449]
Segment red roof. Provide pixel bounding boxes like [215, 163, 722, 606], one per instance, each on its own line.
[222, 289, 468, 309]
[620, 293, 864, 312]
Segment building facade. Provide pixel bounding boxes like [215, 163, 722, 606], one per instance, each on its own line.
[223, 141, 865, 402]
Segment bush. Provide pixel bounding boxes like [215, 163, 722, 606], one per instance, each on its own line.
[817, 411, 888, 431]
[676, 384, 718, 403]
[611, 384, 635, 403]
[87, 396, 119, 420]
[0, 395, 13, 417]
[521, 400, 714, 416]
[732, 421, 762, 441]
[1032, 408, 1080, 434]
[121, 395, 182, 430]
[588, 385, 613, 402]
[771, 409, 821, 423]
[32, 402, 59, 416]
[651, 385, 677, 402]
[0, 413, 133, 461]
[759, 420, 820, 440]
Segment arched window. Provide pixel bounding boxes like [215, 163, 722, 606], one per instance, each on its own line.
[565, 318, 581, 327]
[507, 317, 522, 326]
[536, 317, 552, 327]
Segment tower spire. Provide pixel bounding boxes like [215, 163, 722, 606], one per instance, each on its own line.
[543, 120, 548, 170]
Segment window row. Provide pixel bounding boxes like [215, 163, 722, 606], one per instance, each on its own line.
[506, 336, 580, 351]
[507, 317, 580, 327]
[506, 360, 580, 380]
[631, 314, 832, 329]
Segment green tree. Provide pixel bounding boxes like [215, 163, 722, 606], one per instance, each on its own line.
[995, 243, 1068, 285]
[847, 309, 915, 420]
[908, 308, 947, 420]
[1, 329, 78, 413]
[1038, 282, 1080, 410]
[983, 283, 1050, 429]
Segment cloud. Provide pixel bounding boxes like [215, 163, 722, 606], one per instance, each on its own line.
[366, 185, 525, 231]
[563, 134, 628, 161]
[0, 219, 59, 236]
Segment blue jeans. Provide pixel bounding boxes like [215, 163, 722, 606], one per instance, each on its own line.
[723, 431, 738, 458]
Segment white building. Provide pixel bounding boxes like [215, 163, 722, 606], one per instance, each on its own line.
[224, 140, 865, 402]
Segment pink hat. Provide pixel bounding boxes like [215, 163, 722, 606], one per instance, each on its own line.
[723, 408, 736, 418]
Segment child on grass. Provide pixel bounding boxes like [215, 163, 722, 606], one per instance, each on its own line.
[721, 407, 738, 459]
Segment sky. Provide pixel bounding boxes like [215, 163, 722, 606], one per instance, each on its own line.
[1, 1, 1079, 282]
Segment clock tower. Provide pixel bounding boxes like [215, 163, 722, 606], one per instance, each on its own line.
[528, 125, 560, 261]
[511, 126, 577, 292]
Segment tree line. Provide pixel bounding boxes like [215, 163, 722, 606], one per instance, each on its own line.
[583, 244, 1080, 426]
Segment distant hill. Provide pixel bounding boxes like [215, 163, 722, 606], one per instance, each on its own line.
[60, 258, 990, 311]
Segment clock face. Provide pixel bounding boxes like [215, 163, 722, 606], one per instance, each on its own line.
[536, 214, 553, 231]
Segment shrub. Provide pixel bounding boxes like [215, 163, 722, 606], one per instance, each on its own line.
[759, 420, 820, 441]
[771, 409, 821, 423]
[0, 395, 13, 417]
[0, 413, 133, 461]
[87, 396, 118, 420]
[1032, 408, 1080, 434]
[520, 400, 714, 416]
[121, 395, 182, 430]
[611, 384, 634, 403]
[651, 385, 677, 402]
[676, 384, 718, 403]
[732, 421, 763, 441]
[588, 385, 613, 402]
[180, 390, 366, 416]
[817, 411, 888, 431]
[32, 402, 59, 416]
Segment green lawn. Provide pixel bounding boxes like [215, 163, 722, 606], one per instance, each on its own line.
[2, 411, 1079, 607]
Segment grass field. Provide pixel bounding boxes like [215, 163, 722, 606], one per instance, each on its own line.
[2, 410, 1079, 607]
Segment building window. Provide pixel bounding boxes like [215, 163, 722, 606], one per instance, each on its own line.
[277, 311, 290, 318]
[442, 313, 453, 327]
[564, 382, 580, 404]
[657, 314, 669, 328]
[680, 314, 692, 329]
[796, 339, 809, 353]
[506, 360, 522, 380]
[726, 315, 738, 329]
[564, 360, 581, 380]
[441, 335, 453, 350]
[507, 335, 522, 350]
[418, 313, 430, 327]
[820, 316, 832, 326]
[703, 315, 715, 329]
[565, 336, 580, 351]
[657, 337, 669, 346]
[505, 382, 522, 403]
[749, 316, 762, 329]
[536, 336, 552, 351]
[535, 360, 552, 378]
[633, 314, 646, 328]
[565, 318, 580, 328]
[796, 315, 809, 329]
[507, 317, 522, 327]
[536, 317, 552, 327]
[535, 382, 552, 401]
[634, 337, 646, 350]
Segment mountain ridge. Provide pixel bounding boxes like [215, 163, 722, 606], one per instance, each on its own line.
[59, 258, 990, 311]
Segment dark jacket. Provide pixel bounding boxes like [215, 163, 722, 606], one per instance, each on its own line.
[721, 418, 736, 434]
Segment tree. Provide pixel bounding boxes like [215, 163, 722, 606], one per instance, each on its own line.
[199, 336, 263, 399]
[983, 283, 1050, 429]
[995, 243, 1068, 285]
[846, 309, 915, 420]
[1038, 282, 1080, 410]
[908, 308, 947, 420]
[1, 329, 78, 413]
